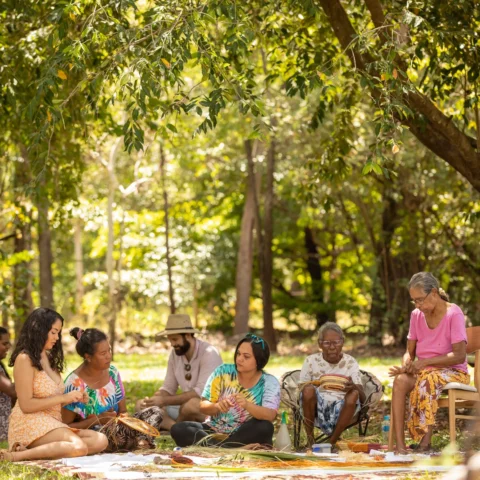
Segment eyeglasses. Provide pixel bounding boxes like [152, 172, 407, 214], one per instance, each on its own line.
[320, 340, 343, 348]
[411, 291, 431, 306]
[184, 363, 191, 381]
[246, 333, 266, 350]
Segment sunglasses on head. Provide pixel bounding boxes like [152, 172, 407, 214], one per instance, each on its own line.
[184, 363, 192, 381]
[246, 333, 266, 350]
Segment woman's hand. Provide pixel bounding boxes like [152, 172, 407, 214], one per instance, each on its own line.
[388, 365, 405, 377]
[232, 393, 250, 409]
[86, 410, 117, 425]
[343, 378, 359, 393]
[215, 397, 234, 414]
[98, 410, 118, 424]
[409, 359, 427, 374]
[64, 389, 85, 404]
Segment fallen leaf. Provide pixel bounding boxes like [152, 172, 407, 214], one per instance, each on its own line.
[393, 69, 398, 79]
[161, 58, 171, 69]
[57, 70, 68, 80]
[381, 73, 386, 81]
[47, 110, 52, 122]
[392, 144, 400, 154]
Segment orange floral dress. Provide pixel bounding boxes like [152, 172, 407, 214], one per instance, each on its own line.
[8, 369, 72, 447]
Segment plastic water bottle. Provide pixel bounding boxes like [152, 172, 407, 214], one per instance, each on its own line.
[274, 412, 292, 451]
[381, 415, 390, 444]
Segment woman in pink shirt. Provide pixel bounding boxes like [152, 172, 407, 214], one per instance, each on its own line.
[389, 272, 469, 453]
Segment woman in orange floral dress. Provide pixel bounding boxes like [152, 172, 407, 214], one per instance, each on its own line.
[389, 273, 469, 453]
[1, 308, 108, 461]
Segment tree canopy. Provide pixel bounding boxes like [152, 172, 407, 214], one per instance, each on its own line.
[1, 0, 479, 349]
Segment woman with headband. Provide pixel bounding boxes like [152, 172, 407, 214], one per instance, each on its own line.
[171, 334, 281, 448]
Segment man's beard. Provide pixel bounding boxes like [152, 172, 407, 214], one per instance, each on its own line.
[174, 339, 190, 356]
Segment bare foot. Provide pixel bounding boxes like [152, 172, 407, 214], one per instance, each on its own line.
[242, 443, 264, 451]
[137, 439, 153, 450]
[395, 446, 410, 454]
[0, 450, 15, 462]
[417, 445, 432, 453]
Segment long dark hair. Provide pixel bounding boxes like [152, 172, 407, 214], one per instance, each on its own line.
[0, 327, 11, 380]
[10, 308, 65, 372]
[70, 327, 107, 358]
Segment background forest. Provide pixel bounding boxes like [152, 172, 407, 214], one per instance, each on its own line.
[1, 0, 480, 353]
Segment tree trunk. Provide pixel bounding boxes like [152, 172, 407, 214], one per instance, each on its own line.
[234, 142, 256, 335]
[317, 0, 480, 193]
[193, 282, 199, 328]
[368, 194, 398, 345]
[304, 227, 330, 328]
[13, 154, 33, 339]
[261, 140, 276, 351]
[107, 138, 121, 356]
[74, 219, 84, 313]
[36, 175, 54, 308]
[2, 308, 7, 329]
[159, 144, 176, 314]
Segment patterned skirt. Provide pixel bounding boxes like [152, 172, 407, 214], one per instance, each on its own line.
[300, 388, 361, 435]
[98, 406, 163, 452]
[407, 368, 470, 442]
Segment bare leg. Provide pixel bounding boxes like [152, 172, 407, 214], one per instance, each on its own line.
[177, 398, 206, 423]
[329, 390, 359, 445]
[392, 373, 416, 453]
[135, 399, 144, 413]
[418, 425, 433, 450]
[8, 428, 89, 461]
[75, 429, 108, 454]
[301, 385, 317, 447]
[159, 411, 176, 431]
[136, 397, 178, 431]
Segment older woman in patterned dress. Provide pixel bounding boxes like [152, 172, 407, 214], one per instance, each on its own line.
[389, 272, 469, 453]
[300, 322, 366, 447]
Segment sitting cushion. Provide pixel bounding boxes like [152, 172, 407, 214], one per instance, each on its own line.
[442, 382, 477, 393]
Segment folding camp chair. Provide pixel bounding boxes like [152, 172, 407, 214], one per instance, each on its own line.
[280, 369, 383, 449]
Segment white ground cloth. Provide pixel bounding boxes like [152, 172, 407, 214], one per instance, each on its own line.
[61, 452, 451, 479]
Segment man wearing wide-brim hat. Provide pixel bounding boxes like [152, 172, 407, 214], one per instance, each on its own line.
[136, 314, 223, 431]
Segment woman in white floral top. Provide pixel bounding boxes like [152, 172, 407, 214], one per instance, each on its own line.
[300, 322, 365, 447]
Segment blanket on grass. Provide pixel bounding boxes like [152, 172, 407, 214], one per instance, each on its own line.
[18, 450, 452, 479]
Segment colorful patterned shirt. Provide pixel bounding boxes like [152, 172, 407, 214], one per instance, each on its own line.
[202, 363, 280, 434]
[63, 365, 125, 418]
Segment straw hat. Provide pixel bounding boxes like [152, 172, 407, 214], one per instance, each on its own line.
[157, 314, 199, 336]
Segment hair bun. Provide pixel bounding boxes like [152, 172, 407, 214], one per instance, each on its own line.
[70, 327, 81, 340]
[438, 287, 450, 301]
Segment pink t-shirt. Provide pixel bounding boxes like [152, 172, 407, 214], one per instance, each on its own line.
[407, 303, 468, 373]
